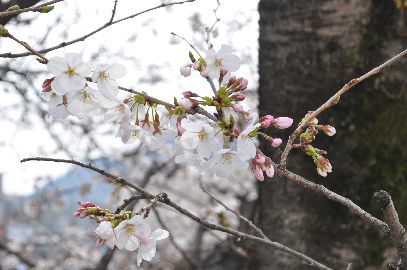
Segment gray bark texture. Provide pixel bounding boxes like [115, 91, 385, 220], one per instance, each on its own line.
[206, 1, 407, 269]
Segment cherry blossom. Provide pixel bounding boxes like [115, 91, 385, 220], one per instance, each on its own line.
[67, 86, 101, 119]
[207, 149, 248, 178]
[205, 45, 240, 80]
[118, 124, 152, 145]
[47, 53, 91, 95]
[180, 119, 218, 159]
[92, 63, 126, 98]
[114, 215, 150, 251]
[137, 229, 169, 267]
[95, 221, 116, 249]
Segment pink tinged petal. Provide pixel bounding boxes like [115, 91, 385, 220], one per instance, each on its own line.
[222, 54, 240, 72]
[51, 74, 71, 95]
[107, 63, 126, 79]
[47, 56, 68, 75]
[151, 229, 169, 241]
[98, 79, 119, 98]
[142, 244, 157, 261]
[125, 236, 140, 251]
[75, 62, 92, 77]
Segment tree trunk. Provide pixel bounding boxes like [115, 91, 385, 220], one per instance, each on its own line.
[208, 1, 407, 269]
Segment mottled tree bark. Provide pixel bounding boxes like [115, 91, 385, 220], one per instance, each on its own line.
[208, 1, 407, 269]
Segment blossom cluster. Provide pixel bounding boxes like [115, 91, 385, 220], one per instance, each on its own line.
[42, 45, 337, 183]
[74, 202, 169, 267]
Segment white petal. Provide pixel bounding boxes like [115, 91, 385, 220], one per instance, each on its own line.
[222, 54, 240, 72]
[197, 140, 214, 159]
[75, 62, 92, 77]
[51, 74, 70, 95]
[237, 136, 256, 160]
[67, 75, 87, 92]
[217, 45, 233, 58]
[47, 57, 68, 75]
[115, 229, 128, 249]
[49, 105, 69, 120]
[125, 236, 140, 251]
[107, 63, 126, 79]
[151, 229, 169, 240]
[65, 53, 82, 67]
[98, 79, 119, 98]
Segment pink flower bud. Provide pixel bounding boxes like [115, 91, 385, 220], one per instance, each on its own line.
[176, 117, 186, 136]
[42, 78, 54, 92]
[180, 66, 191, 77]
[182, 91, 199, 98]
[265, 163, 274, 178]
[252, 163, 264, 181]
[271, 138, 282, 147]
[192, 61, 200, 70]
[321, 125, 336, 136]
[231, 103, 244, 113]
[227, 76, 236, 88]
[239, 79, 248, 91]
[255, 152, 266, 164]
[274, 117, 293, 129]
[231, 94, 245, 101]
[259, 115, 275, 129]
[80, 202, 96, 208]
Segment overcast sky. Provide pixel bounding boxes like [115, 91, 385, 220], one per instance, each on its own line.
[0, 0, 259, 195]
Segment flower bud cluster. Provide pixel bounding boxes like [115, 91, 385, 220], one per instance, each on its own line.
[297, 112, 336, 177]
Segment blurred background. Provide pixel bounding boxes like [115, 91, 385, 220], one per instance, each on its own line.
[0, 0, 406, 269]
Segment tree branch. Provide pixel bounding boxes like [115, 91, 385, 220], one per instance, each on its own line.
[0, 0, 63, 18]
[20, 156, 333, 270]
[0, 240, 36, 268]
[374, 190, 407, 270]
[0, 0, 196, 59]
[280, 48, 407, 168]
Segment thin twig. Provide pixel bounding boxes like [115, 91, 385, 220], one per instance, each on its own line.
[6, 33, 48, 63]
[0, 0, 196, 59]
[109, 0, 119, 23]
[136, 192, 166, 218]
[199, 179, 268, 239]
[114, 195, 144, 214]
[171, 31, 202, 58]
[0, 0, 63, 18]
[280, 48, 407, 168]
[20, 157, 333, 270]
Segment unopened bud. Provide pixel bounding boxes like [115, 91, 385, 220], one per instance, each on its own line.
[182, 91, 199, 98]
[259, 115, 275, 129]
[39, 5, 54, 13]
[230, 93, 245, 101]
[180, 66, 191, 77]
[274, 117, 293, 129]
[42, 78, 54, 92]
